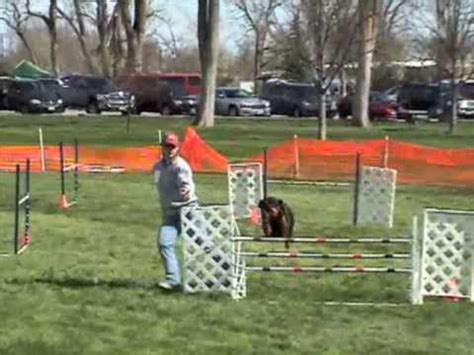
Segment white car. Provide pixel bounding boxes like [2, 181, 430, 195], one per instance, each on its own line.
[215, 87, 271, 116]
[457, 80, 474, 118]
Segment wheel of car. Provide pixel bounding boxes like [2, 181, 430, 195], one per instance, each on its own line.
[228, 106, 239, 116]
[86, 101, 100, 114]
[161, 105, 172, 116]
[293, 107, 301, 118]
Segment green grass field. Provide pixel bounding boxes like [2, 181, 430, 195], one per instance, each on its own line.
[0, 114, 473, 354]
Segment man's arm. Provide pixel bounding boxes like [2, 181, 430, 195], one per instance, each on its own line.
[176, 164, 195, 201]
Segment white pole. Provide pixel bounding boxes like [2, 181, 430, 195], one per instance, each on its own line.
[39, 127, 46, 172]
[293, 134, 300, 180]
[158, 129, 162, 144]
[410, 215, 422, 305]
[383, 135, 389, 168]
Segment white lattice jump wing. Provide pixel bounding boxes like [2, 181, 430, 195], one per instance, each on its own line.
[357, 166, 397, 228]
[228, 163, 263, 220]
[420, 208, 474, 303]
[181, 205, 244, 296]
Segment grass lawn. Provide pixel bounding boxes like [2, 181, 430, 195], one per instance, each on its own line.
[0, 114, 473, 354]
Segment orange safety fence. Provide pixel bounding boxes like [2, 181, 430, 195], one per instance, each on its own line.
[247, 137, 474, 188]
[1, 127, 474, 188]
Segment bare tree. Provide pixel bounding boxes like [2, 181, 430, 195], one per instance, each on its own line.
[352, 0, 383, 128]
[57, 0, 98, 74]
[411, 0, 474, 134]
[195, 0, 220, 127]
[0, 0, 36, 63]
[26, 0, 59, 75]
[119, 0, 148, 73]
[230, 0, 282, 92]
[300, 0, 358, 140]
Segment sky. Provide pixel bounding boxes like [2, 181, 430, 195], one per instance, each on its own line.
[0, 0, 244, 54]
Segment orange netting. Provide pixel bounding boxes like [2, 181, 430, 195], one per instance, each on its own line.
[1, 128, 473, 188]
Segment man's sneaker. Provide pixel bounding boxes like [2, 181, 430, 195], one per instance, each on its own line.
[158, 280, 181, 291]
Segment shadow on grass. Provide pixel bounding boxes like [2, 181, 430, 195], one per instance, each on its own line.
[34, 276, 161, 290]
[6, 275, 185, 293]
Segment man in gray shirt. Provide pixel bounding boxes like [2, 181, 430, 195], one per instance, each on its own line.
[154, 132, 197, 290]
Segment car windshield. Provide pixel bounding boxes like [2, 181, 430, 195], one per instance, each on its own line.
[371, 92, 390, 102]
[401, 85, 439, 100]
[292, 86, 318, 99]
[40, 80, 60, 90]
[18, 82, 40, 92]
[89, 78, 116, 91]
[459, 83, 474, 99]
[222, 89, 254, 98]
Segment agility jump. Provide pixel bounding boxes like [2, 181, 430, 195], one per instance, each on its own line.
[180, 205, 473, 305]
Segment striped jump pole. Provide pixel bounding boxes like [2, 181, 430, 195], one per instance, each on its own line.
[241, 266, 412, 273]
[232, 236, 411, 244]
[239, 251, 411, 259]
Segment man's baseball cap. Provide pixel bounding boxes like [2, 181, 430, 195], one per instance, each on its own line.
[162, 132, 180, 147]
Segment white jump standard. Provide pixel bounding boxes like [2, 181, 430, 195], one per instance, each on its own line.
[227, 162, 263, 220]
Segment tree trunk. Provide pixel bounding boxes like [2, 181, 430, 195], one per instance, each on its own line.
[253, 33, 261, 94]
[195, 0, 220, 128]
[48, 22, 58, 75]
[120, 0, 147, 73]
[26, 0, 58, 75]
[17, 32, 36, 64]
[48, 0, 58, 75]
[318, 90, 327, 140]
[448, 66, 457, 134]
[352, 0, 380, 127]
[96, 0, 113, 78]
[58, 6, 97, 74]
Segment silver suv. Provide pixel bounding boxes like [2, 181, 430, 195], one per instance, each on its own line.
[215, 87, 271, 116]
[457, 80, 474, 118]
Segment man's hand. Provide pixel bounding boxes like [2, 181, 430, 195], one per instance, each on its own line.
[180, 187, 191, 200]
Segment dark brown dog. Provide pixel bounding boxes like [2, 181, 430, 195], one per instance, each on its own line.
[258, 197, 295, 249]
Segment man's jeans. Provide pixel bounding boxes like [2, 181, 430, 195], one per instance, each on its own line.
[158, 223, 181, 286]
[158, 202, 200, 286]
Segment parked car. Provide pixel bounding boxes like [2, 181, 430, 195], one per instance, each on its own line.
[337, 91, 397, 121]
[115, 73, 198, 115]
[0, 76, 14, 110]
[157, 73, 202, 95]
[383, 86, 399, 103]
[396, 83, 448, 121]
[260, 79, 337, 117]
[6, 78, 64, 113]
[215, 87, 271, 116]
[60, 75, 135, 115]
[457, 80, 474, 118]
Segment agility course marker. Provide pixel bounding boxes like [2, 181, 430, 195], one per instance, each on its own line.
[228, 162, 263, 220]
[59, 140, 80, 210]
[1, 160, 32, 257]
